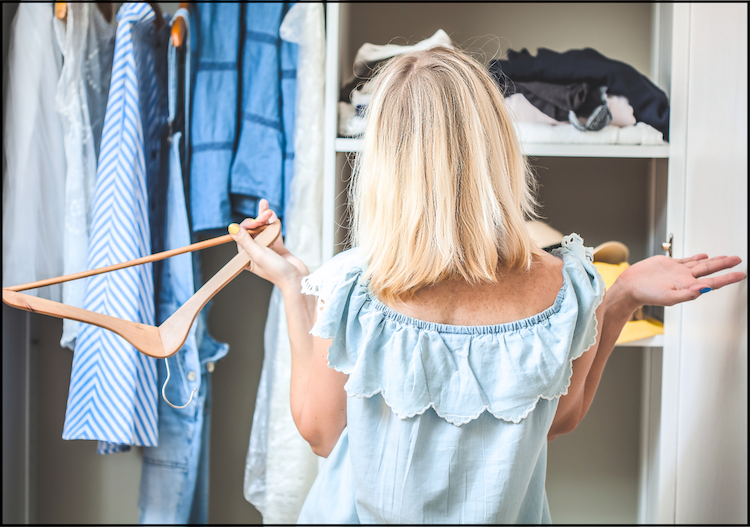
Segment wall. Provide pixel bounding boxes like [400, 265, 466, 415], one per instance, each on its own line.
[344, 2, 653, 74]
[675, 3, 747, 522]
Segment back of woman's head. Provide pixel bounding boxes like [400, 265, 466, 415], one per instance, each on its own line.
[350, 46, 541, 304]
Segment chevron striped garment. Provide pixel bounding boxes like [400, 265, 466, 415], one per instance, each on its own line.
[63, 3, 162, 454]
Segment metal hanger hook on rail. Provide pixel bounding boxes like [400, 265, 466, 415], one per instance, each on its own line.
[162, 357, 198, 409]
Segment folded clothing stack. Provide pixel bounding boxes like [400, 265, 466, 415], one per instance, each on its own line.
[491, 47, 670, 142]
[338, 29, 453, 137]
[338, 42, 669, 145]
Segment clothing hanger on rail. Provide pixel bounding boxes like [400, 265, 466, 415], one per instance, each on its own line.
[171, 2, 190, 48]
[55, 2, 158, 27]
[2, 222, 281, 360]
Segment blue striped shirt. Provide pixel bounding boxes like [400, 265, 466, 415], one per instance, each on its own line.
[63, 3, 164, 454]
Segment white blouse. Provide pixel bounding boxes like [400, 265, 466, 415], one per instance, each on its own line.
[2, 3, 67, 301]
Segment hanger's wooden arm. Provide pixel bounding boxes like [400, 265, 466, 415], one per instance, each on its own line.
[55, 2, 67, 21]
[171, 2, 189, 48]
[56, 3, 114, 23]
[3, 222, 282, 359]
[2, 289, 161, 353]
[6, 225, 270, 293]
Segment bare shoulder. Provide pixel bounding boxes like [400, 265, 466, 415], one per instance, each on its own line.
[381, 251, 565, 327]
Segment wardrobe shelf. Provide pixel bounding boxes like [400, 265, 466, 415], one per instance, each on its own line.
[335, 137, 670, 158]
[614, 334, 664, 348]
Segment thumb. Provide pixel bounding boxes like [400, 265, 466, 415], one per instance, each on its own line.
[229, 223, 266, 261]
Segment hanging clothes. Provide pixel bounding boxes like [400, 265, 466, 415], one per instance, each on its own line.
[243, 4, 325, 523]
[2, 3, 66, 301]
[489, 48, 670, 140]
[138, 8, 229, 523]
[53, 3, 117, 350]
[190, 3, 297, 233]
[62, 2, 170, 455]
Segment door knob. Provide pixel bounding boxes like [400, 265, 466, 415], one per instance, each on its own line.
[662, 233, 673, 257]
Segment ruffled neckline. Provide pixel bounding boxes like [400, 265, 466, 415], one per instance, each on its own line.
[364, 271, 568, 335]
[302, 234, 605, 426]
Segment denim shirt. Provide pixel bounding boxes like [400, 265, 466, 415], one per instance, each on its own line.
[190, 3, 297, 232]
[138, 7, 229, 523]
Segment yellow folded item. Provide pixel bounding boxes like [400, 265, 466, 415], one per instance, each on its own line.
[617, 317, 664, 344]
[593, 261, 630, 290]
[592, 262, 664, 344]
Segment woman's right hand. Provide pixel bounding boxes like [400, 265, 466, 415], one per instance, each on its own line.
[616, 253, 746, 310]
[229, 199, 309, 292]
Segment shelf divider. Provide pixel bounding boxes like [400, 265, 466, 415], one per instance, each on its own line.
[335, 137, 669, 158]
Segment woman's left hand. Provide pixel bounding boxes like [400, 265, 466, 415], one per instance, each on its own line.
[617, 253, 746, 311]
[229, 199, 309, 291]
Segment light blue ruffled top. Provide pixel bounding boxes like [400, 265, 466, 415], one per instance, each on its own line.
[297, 234, 605, 524]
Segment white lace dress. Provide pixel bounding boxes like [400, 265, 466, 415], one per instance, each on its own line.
[53, 3, 116, 349]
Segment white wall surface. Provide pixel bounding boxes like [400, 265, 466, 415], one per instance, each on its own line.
[675, 3, 748, 523]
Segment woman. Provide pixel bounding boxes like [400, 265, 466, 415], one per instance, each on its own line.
[229, 47, 745, 523]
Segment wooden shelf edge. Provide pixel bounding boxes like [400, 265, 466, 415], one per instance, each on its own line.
[335, 137, 670, 158]
[615, 334, 665, 348]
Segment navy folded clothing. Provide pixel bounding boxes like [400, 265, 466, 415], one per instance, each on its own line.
[490, 48, 670, 141]
[498, 78, 604, 123]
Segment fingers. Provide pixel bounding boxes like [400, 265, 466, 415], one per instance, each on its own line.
[267, 209, 279, 224]
[238, 200, 279, 232]
[229, 222, 266, 263]
[675, 254, 708, 264]
[689, 270, 747, 293]
[690, 256, 743, 278]
[239, 210, 273, 230]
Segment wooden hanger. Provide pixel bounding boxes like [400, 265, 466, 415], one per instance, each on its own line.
[56, 3, 160, 27]
[171, 2, 190, 48]
[3, 222, 281, 359]
[55, 2, 68, 21]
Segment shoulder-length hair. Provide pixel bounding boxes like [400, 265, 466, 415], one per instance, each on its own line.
[349, 46, 542, 304]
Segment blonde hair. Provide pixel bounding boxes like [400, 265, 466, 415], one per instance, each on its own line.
[349, 46, 542, 304]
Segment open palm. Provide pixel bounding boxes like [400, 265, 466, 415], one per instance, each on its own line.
[618, 253, 746, 308]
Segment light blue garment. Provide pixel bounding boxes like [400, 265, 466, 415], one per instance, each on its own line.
[63, 3, 169, 454]
[189, 2, 240, 233]
[138, 10, 229, 523]
[230, 2, 297, 223]
[190, 3, 297, 232]
[297, 234, 605, 524]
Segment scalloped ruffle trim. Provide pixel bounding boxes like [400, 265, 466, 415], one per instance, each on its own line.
[310, 234, 606, 427]
[322, 253, 606, 428]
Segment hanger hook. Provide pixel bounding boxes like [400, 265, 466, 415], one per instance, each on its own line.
[162, 357, 198, 409]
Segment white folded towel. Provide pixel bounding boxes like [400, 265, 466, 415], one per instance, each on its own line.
[504, 93, 637, 128]
[354, 29, 452, 66]
[513, 121, 665, 145]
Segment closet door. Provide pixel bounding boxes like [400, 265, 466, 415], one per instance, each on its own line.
[659, 3, 748, 523]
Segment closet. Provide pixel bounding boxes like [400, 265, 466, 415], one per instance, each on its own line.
[322, 3, 746, 524]
[2, 3, 745, 525]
